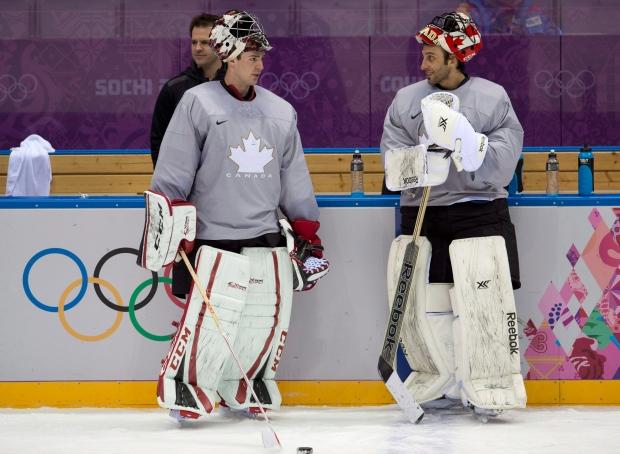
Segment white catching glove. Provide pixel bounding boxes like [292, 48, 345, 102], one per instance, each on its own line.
[384, 144, 451, 191]
[138, 190, 196, 271]
[421, 93, 488, 172]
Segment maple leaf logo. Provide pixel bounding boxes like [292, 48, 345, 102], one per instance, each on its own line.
[229, 132, 274, 173]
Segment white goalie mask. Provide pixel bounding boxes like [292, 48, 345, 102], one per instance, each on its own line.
[209, 10, 272, 62]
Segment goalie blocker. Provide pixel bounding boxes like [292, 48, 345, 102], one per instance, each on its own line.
[138, 190, 196, 271]
[387, 235, 526, 412]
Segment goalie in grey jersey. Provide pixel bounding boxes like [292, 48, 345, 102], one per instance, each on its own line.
[137, 10, 329, 421]
[381, 11, 526, 419]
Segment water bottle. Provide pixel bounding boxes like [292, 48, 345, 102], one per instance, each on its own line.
[350, 151, 364, 197]
[546, 149, 559, 195]
[578, 144, 594, 196]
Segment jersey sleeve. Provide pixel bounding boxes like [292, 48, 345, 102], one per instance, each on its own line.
[279, 109, 319, 221]
[475, 89, 524, 189]
[150, 92, 205, 201]
[380, 94, 417, 168]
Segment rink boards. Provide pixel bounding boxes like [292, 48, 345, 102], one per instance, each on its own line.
[0, 195, 619, 407]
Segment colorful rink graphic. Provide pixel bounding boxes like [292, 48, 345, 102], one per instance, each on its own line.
[523, 207, 620, 380]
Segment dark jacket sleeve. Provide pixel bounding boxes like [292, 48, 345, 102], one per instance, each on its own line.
[150, 84, 176, 167]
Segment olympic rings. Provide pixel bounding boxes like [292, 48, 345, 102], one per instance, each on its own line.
[93, 247, 158, 312]
[259, 71, 320, 100]
[58, 277, 124, 342]
[0, 74, 38, 103]
[23, 247, 182, 342]
[534, 70, 595, 99]
[129, 277, 175, 342]
[23, 248, 88, 313]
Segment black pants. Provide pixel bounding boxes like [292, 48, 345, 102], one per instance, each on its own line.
[400, 198, 521, 290]
[172, 232, 286, 297]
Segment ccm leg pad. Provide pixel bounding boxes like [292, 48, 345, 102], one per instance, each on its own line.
[157, 246, 249, 416]
[217, 247, 293, 411]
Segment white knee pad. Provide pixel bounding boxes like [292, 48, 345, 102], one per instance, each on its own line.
[387, 235, 457, 404]
[217, 247, 293, 411]
[449, 236, 527, 410]
[157, 246, 249, 416]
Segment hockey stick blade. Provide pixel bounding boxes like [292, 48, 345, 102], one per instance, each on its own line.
[261, 428, 281, 449]
[380, 358, 424, 424]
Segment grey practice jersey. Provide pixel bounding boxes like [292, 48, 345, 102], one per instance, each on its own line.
[151, 81, 319, 240]
[381, 77, 523, 206]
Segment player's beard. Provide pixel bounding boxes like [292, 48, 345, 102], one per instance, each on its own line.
[426, 65, 451, 86]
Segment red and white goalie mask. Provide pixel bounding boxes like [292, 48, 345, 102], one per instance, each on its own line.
[208, 10, 272, 62]
[415, 11, 482, 63]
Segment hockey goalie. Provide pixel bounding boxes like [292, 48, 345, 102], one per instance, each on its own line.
[136, 10, 329, 424]
[380, 10, 527, 421]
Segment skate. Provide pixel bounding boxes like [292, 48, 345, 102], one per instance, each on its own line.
[169, 409, 201, 425]
[471, 406, 502, 423]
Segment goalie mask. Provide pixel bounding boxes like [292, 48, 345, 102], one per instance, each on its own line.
[209, 10, 272, 62]
[415, 12, 482, 62]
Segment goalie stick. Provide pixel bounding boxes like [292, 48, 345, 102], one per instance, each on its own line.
[178, 249, 282, 450]
[377, 185, 431, 424]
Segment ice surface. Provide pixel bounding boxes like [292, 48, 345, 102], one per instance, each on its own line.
[0, 405, 618, 454]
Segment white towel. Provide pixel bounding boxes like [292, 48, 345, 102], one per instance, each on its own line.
[5, 134, 55, 196]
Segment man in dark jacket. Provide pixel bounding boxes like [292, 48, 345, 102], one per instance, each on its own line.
[150, 13, 226, 166]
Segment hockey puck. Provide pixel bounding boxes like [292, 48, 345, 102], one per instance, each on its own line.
[297, 448, 313, 454]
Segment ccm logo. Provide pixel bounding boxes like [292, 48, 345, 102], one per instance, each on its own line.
[169, 326, 192, 370]
[154, 203, 164, 250]
[271, 331, 288, 372]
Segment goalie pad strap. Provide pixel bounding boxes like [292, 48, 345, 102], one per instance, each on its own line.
[218, 247, 294, 411]
[157, 246, 250, 415]
[449, 236, 526, 410]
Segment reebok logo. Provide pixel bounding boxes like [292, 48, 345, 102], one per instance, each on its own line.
[506, 312, 519, 354]
[477, 280, 490, 289]
[216, 120, 228, 125]
[438, 117, 448, 131]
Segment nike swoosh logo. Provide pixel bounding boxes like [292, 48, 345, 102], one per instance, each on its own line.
[216, 120, 228, 125]
[411, 112, 421, 120]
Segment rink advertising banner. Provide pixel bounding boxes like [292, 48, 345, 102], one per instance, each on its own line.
[1, 199, 620, 406]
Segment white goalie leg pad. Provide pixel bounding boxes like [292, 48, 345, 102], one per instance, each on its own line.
[157, 246, 249, 416]
[449, 236, 527, 410]
[387, 235, 455, 403]
[384, 144, 451, 191]
[217, 247, 294, 411]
